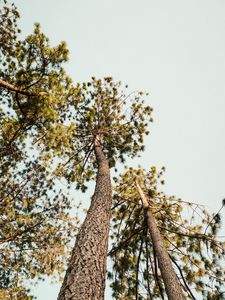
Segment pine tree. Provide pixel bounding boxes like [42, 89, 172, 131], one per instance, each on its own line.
[0, 1, 78, 298]
[57, 78, 153, 300]
[109, 167, 225, 299]
[135, 178, 185, 300]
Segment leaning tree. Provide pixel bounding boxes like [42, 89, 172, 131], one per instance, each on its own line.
[109, 167, 225, 299]
[57, 77, 153, 300]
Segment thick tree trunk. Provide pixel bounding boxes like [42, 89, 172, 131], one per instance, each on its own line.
[136, 181, 185, 300]
[58, 142, 112, 300]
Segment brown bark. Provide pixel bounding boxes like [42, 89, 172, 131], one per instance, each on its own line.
[136, 181, 185, 300]
[58, 141, 112, 300]
[0, 79, 45, 96]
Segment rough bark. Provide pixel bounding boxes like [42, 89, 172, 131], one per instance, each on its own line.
[136, 181, 185, 300]
[58, 141, 112, 300]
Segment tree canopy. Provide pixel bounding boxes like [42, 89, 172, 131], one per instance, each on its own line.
[0, 1, 224, 300]
[109, 167, 225, 299]
[0, 1, 77, 298]
[52, 77, 153, 190]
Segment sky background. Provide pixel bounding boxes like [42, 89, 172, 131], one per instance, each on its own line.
[14, 0, 225, 299]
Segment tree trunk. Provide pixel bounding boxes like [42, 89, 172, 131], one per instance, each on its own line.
[58, 142, 112, 300]
[136, 181, 185, 300]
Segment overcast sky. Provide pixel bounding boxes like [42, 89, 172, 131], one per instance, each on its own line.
[14, 1, 225, 299]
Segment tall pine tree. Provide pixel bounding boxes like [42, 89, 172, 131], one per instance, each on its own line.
[58, 78, 153, 299]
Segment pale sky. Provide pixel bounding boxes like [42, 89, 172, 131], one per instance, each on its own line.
[14, 1, 225, 299]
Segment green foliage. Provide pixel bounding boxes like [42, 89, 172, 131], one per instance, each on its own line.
[1, 2, 153, 296]
[55, 77, 153, 191]
[0, 282, 33, 300]
[0, 0, 20, 57]
[0, 1, 77, 298]
[109, 167, 225, 299]
[0, 0, 75, 168]
[0, 156, 76, 298]
[3, 3, 223, 300]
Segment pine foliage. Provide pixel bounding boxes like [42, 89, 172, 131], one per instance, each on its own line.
[0, 1, 77, 298]
[109, 167, 225, 299]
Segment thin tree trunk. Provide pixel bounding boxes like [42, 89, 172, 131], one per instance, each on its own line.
[136, 181, 185, 300]
[58, 141, 112, 300]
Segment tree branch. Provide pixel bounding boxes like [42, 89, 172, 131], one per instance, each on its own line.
[0, 79, 46, 97]
[108, 226, 146, 256]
